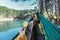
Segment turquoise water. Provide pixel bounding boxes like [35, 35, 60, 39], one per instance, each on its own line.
[0, 28, 22, 40]
[0, 20, 24, 40]
[0, 20, 24, 32]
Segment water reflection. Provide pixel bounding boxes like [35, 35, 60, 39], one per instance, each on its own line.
[0, 20, 24, 32]
[0, 28, 22, 40]
[0, 22, 3, 25]
[0, 20, 24, 40]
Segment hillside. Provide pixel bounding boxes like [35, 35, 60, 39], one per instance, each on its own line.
[0, 6, 35, 19]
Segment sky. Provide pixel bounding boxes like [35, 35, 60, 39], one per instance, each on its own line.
[0, 0, 38, 10]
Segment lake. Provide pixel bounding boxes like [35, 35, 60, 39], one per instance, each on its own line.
[0, 20, 24, 40]
[0, 20, 24, 32]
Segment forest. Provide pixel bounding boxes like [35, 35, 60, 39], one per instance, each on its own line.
[0, 6, 35, 19]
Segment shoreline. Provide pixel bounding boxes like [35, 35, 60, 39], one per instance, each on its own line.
[0, 18, 14, 21]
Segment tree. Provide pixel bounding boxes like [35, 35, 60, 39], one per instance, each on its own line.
[54, 0, 60, 25]
[38, 0, 50, 14]
[38, 0, 43, 13]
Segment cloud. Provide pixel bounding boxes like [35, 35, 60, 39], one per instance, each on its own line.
[0, 0, 37, 10]
[11, 0, 31, 2]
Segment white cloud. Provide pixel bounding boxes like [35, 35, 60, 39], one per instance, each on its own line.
[0, 0, 36, 10]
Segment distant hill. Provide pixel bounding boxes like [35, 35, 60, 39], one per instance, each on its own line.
[0, 6, 35, 19]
